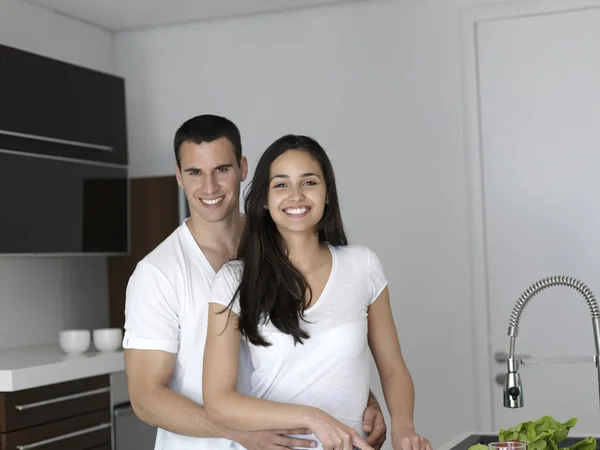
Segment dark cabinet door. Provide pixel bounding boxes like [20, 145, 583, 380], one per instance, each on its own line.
[0, 150, 128, 254]
[0, 44, 127, 165]
[1, 410, 111, 450]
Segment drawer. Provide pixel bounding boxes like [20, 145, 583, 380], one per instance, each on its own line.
[0, 376, 109, 433]
[1, 409, 111, 450]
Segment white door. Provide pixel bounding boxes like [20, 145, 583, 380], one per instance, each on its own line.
[472, 4, 600, 434]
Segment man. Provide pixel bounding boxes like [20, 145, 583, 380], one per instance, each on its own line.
[123, 114, 387, 450]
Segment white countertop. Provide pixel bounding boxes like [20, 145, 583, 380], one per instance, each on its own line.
[0, 343, 125, 392]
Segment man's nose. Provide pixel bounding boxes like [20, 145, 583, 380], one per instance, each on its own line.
[203, 174, 219, 194]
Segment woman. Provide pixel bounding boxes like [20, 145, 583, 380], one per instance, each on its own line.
[203, 135, 432, 450]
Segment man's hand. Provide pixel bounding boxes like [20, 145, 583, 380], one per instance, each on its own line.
[392, 428, 432, 450]
[363, 394, 387, 450]
[235, 428, 317, 449]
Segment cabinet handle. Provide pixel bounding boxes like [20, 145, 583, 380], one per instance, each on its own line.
[0, 129, 114, 152]
[15, 422, 111, 449]
[14, 387, 110, 411]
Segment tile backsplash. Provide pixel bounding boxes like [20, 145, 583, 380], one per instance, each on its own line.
[0, 257, 109, 351]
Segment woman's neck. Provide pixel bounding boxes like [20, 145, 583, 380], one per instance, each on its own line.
[281, 231, 327, 274]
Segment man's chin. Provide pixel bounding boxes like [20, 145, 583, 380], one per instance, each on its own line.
[196, 208, 236, 224]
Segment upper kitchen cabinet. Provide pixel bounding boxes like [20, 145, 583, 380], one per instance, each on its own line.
[0, 44, 127, 165]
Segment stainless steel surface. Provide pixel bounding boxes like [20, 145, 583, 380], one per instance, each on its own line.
[110, 371, 130, 405]
[0, 129, 114, 152]
[114, 405, 136, 418]
[14, 387, 110, 411]
[520, 356, 597, 365]
[494, 350, 530, 363]
[15, 422, 110, 449]
[502, 276, 600, 409]
[114, 403, 157, 450]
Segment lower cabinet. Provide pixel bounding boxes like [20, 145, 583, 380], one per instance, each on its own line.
[0, 376, 112, 450]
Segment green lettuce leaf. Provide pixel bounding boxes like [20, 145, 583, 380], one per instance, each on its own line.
[467, 416, 596, 450]
[468, 444, 488, 450]
[564, 436, 597, 450]
[498, 416, 578, 450]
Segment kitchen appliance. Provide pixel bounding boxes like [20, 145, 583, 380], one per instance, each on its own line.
[110, 371, 157, 450]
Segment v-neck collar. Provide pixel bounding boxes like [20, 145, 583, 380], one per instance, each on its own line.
[180, 220, 216, 276]
[304, 244, 337, 315]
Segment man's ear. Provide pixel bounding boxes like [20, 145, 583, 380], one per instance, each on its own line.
[240, 156, 249, 182]
[175, 164, 184, 189]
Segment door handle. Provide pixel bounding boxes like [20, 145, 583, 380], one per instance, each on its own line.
[495, 373, 505, 386]
[494, 351, 531, 363]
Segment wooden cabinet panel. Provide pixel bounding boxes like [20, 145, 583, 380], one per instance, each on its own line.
[108, 176, 182, 328]
[0, 376, 109, 433]
[0, 410, 110, 450]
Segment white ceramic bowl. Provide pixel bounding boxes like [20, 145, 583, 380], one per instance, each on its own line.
[59, 329, 91, 355]
[93, 328, 123, 352]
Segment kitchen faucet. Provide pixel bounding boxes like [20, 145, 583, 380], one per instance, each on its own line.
[503, 276, 600, 408]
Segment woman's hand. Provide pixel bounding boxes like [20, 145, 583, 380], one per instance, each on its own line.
[391, 428, 433, 450]
[307, 410, 375, 450]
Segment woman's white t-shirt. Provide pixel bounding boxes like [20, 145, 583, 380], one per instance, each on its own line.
[209, 244, 387, 447]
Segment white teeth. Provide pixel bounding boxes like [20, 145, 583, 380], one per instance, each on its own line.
[202, 197, 224, 205]
[285, 207, 308, 215]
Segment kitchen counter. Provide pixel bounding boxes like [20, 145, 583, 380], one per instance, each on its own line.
[0, 343, 125, 391]
[437, 432, 491, 450]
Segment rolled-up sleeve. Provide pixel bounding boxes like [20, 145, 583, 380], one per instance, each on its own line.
[122, 262, 180, 353]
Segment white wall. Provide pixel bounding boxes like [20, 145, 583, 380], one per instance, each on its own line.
[115, 0, 487, 446]
[0, 0, 115, 351]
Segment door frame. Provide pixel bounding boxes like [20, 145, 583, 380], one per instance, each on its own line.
[459, 0, 600, 432]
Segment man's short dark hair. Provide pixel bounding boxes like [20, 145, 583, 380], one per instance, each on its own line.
[173, 114, 242, 168]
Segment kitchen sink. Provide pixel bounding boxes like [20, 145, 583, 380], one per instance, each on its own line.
[446, 434, 598, 450]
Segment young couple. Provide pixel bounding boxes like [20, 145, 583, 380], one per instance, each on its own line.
[123, 114, 432, 450]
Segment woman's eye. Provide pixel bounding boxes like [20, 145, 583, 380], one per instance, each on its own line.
[304, 180, 316, 186]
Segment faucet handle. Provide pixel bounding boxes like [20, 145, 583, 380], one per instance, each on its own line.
[494, 350, 531, 363]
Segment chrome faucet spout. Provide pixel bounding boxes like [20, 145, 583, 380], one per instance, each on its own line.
[504, 276, 600, 409]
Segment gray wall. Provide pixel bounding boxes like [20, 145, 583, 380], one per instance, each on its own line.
[0, 0, 115, 351]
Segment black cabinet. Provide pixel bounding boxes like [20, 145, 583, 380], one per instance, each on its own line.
[0, 151, 128, 254]
[0, 44, 127, 165]
[0, 44, 129, 255]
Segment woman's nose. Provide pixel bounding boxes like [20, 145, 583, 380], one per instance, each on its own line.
[288, 186, 305, 201]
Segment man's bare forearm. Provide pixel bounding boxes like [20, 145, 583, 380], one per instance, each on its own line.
[132, 384, 240, 440]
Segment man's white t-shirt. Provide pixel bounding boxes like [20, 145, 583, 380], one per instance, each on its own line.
[123, 221, 253, 450]
[210, 244, 388, 449]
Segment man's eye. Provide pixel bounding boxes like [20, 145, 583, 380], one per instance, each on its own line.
[217, 168, 229, 173]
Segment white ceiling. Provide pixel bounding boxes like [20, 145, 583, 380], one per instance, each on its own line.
[23, 0, 364, 31]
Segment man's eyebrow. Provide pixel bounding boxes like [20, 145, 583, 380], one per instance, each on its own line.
[184, 164, 234, 173]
